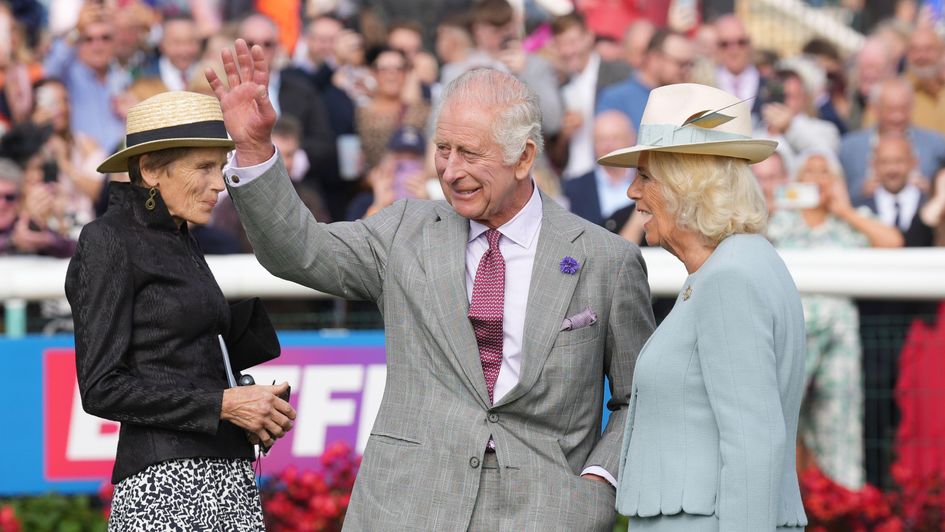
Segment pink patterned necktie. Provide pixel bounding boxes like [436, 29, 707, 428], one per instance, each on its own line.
[469, 229, 505, 404]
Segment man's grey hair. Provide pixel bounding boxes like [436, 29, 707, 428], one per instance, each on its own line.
[436, 68, 544, 165]
[0, 158, 23, 185]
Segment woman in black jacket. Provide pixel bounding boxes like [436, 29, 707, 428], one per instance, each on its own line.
[65, 90, 295, 529]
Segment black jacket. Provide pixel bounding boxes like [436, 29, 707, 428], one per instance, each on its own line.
[65, 183, 255, 483]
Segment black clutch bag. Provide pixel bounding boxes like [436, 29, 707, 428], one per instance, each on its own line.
[225, 297, 280, 372]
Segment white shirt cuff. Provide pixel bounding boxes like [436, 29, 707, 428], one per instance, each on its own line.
[581, 466, 617, 488]
[224, 147, 279, 187]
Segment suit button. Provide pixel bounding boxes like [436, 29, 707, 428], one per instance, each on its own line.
[469, 456, 480, 469]
[230, 175, 240, 184]
[488, 413, 499, 423]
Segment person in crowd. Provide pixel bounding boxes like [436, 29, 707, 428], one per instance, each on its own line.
[858, 134, 936, 247]
[238, 13, 336, 190]
[470, 0, 564, 137]
[0, 3, 43, 131]
[598, 83, 807, 531]
[355, 46, 430, 171]
[330, 26, 375, 107]
[839, 78, 945, 203]
[436, 13, 503, 87]
[0, 156, 74, 257]
[140, 15, 203, 92]
[387, 20, 425, 63]
[711, 14, 765, 120]
[756, 65, 840, 159]
[597, 29, 695, 131]
[767, 148, 902, 490]
[904, 25, 945, 136]
[595, 35, 625, 64]
[213, 40, 654, 529]
[42, 2, 130, 153]
[928, 170, 945, 246]
[801, 38, 850, 135]
[751, 148, 791, 214]
[846, 36, 897, 131]
[550, 12, 631, 179]
[65, 90, 295, 527]
[622, 19, 656, 71]
[29, 79, 106, 240]
[111, 1, 157, 78]
[346, 125, 430, 220]
[564, 110, 636, 228]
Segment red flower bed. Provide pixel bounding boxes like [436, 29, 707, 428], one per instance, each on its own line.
[261, 441, 361, 532]
[0, 504, 20, 532]
[801, 465, 945, 531]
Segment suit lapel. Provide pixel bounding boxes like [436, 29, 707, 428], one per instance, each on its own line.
[495, 193, 586, 407]
[424, 203, 492, 408]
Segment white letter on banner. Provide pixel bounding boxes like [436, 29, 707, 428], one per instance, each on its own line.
[293, 365, 363, 456]
[66, 383, 119, 460]
[356, 364, 386, 453]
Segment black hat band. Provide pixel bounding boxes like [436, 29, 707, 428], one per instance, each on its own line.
[125, 120, 229, 147]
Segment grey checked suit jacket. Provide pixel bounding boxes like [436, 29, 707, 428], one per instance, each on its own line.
[228, 158, 655, 531]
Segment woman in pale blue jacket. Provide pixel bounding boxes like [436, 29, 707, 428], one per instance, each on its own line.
[598, 83, 808, 531]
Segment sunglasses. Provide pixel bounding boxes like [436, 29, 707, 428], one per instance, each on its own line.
[79, 33, 113, 44]
[246, 40, 277, 49]
[719, 37, 750, 49]
[0, 193, 18, 202]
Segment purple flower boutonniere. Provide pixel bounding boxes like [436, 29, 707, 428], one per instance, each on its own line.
[559, 256, 580, 275]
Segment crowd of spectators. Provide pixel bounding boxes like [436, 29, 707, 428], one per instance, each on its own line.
[1, 0, 945, 491]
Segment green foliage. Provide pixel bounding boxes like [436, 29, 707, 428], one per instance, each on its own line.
[1, 494, 106, 532]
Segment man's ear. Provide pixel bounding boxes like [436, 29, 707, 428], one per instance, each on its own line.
[514, 139, 537, 182]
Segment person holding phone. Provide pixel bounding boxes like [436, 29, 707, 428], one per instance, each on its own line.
[766, 148, 902, 490]
[757, 66, 840, 161]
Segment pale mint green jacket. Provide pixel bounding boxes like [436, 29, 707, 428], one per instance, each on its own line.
[617, 234, 808, 531]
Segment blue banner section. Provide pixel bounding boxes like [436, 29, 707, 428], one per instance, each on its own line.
[1, 330, 612, 496]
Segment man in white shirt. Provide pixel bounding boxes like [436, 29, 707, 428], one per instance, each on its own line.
[210, 41, 654, 531]
[712, 14, 762, 121]
[861, 134, 934, 246]
[551, 12, 630, 179]
[154, 16, 200, 91]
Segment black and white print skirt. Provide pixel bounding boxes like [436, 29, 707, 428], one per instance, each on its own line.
[108, 457, 265, 531]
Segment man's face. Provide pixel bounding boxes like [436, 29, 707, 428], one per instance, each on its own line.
[240, 18, 279, 66]
[857, 46, 891, 96]
[0, 178, 18, 229]
[273, 133, 300, 176]
[877, 85, 913, 134]
[715, 18, 751, 75]
[872, 138, 914, 194]
[654, 35, 695, 86]
[77, 21, 116, 72]
[388, 27, 423, 62]
[161, 19, 200, 72]
[907, 28, 943, 80]
[554, 25, 594, 76]
[783, 76, 808, 115]
[307, 18, 342, 66]
[434, 100, 533, 228]
[593, 112, 635, 160]
[751, 155, 788, 206]
[623, 24, 655, 70]
[473, 21, 515, 55]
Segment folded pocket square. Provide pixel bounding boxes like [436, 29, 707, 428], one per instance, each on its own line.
[560, 308, 598, 331]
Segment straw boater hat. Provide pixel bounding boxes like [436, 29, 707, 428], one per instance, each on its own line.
[97, 91, 235, 173]
[598, 83, 777, 168]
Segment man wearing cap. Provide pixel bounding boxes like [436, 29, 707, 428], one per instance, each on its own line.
[208, 41, 655, 530]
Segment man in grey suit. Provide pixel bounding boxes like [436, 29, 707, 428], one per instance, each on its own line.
[208, 40, 655, 531]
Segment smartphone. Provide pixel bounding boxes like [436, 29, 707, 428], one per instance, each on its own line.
[763, 80, 785, 105]
[42, 160, 58, 184]
[392, 158, 424, 200]
[774, 182, 820, 209]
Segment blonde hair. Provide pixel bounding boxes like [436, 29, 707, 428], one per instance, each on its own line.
[647, 151, 768, 246]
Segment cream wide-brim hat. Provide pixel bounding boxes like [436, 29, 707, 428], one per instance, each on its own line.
[98, 91, 235, 173]
[597, 83, 777, 168]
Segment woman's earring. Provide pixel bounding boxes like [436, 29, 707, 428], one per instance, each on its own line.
[145, 187, 157, 211]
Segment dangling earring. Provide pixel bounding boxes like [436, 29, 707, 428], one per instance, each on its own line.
[145, 187, 157, 211]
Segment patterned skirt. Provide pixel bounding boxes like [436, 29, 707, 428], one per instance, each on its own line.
[108, 457, 265, 531]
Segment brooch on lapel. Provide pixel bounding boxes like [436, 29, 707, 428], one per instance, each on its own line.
[559, 256, 580, 275]
[683, 285, 693, 301]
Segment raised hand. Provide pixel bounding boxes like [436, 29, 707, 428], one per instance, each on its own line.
[206, 39, 277, 167]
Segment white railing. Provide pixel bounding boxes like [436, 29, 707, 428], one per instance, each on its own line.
[741, 0, 864, 57]
[1, 248, 943, 304]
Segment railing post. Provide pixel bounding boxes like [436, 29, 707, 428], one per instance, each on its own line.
[4, 298, 26, 338]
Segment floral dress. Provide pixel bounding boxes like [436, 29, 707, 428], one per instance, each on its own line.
[767, 207, 871, 489]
